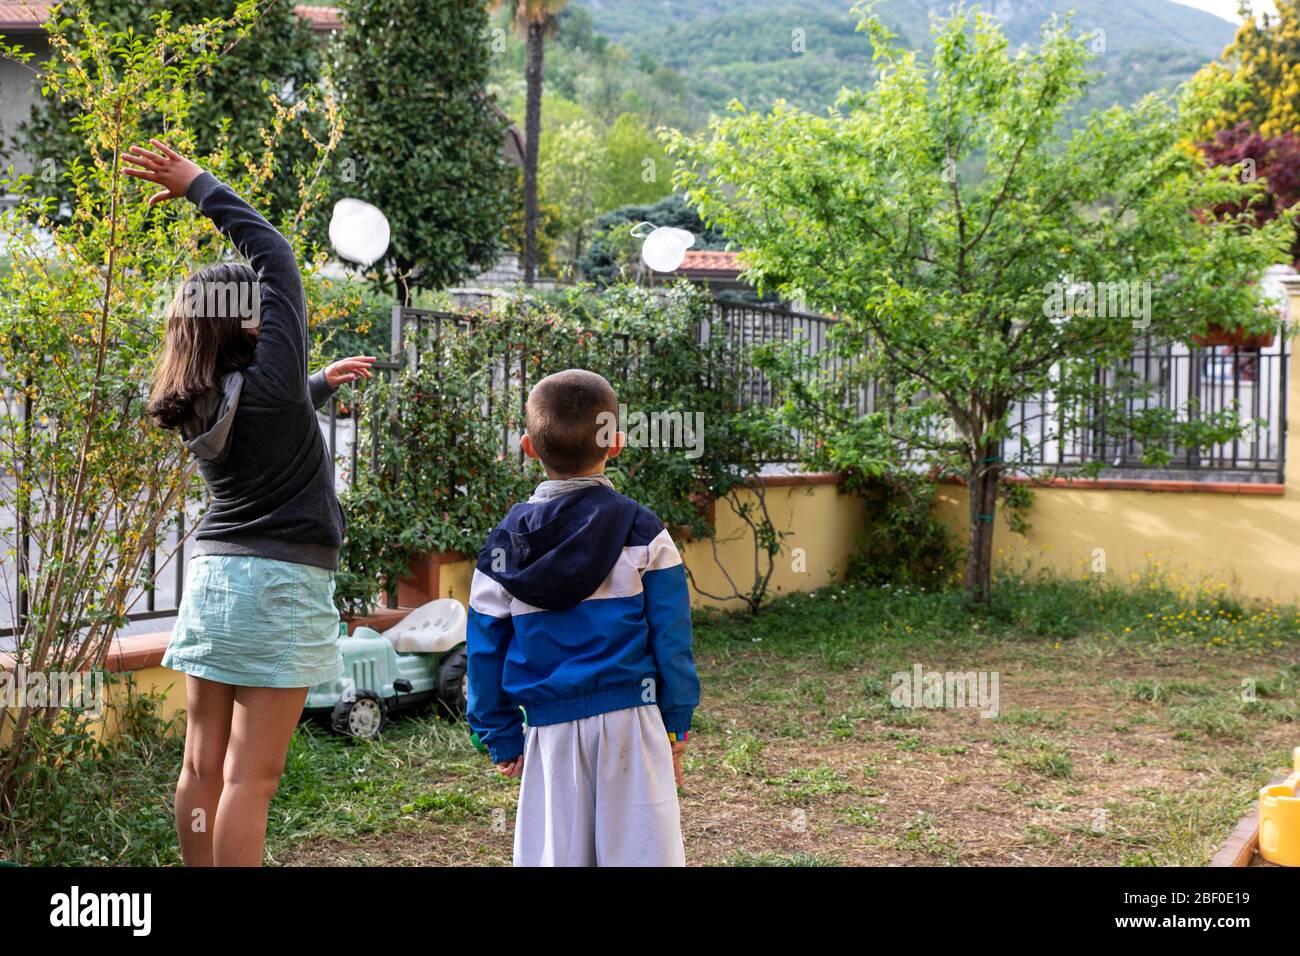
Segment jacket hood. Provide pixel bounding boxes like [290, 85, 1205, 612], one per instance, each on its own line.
[477, 485, 639, 610]
[181, 370, 243, 462]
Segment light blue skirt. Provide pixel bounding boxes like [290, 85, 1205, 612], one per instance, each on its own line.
[162, 555, 344, 689]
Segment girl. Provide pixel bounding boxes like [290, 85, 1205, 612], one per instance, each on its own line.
[125, 140, 375, 866]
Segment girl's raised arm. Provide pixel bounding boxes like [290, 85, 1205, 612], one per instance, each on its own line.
[124, 141, 309, 403]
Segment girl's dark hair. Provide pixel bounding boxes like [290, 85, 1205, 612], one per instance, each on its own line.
[148, 263, 259, 429]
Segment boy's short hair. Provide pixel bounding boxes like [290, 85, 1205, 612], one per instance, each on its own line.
[525, 369, 618, 475]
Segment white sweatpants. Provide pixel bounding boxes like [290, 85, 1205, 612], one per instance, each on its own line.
[513, 705, 686, 867]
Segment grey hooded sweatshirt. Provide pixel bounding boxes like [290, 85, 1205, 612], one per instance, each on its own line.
[179, 173, 345, 571]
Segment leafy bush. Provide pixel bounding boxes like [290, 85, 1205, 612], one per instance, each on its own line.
[309, 276, 398, 361]
[844, 472, 960, 591]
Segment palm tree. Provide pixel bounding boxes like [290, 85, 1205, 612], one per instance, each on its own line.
[494, 0, 566, 285]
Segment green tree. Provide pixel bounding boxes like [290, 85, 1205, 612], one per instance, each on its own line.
[493, 0, 568, 285]
[335, 0, 511, 303]
[539, 116, 602, 266]
[11, 0, 324, 228]
[668, 4, 1297, 602]
[596, 112, 672, 211]
[503, 164, 564, 279]
[537, 110, 671, 271]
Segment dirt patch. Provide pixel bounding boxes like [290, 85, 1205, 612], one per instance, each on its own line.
[277, 638, 1298, 867]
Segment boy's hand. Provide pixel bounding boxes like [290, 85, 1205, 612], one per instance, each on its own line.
[670, 740, 686, 787]
[496, 755, 524, 778]
[122, 140, 204, 207]
[323, 355, 376, 389]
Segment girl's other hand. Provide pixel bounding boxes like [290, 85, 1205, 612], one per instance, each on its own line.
[122, 140, 204, 207]
[323, 355, 377, 389]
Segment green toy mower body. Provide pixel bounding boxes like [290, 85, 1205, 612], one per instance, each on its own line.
[302, 599, 468, 739]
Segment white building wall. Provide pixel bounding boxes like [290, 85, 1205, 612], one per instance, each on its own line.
[0, 34, 50, 187]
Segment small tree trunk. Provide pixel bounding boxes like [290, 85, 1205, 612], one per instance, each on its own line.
[395, 259, 413, 307]
[522, 20, 545, 287]
[964, 444, 1000, 603]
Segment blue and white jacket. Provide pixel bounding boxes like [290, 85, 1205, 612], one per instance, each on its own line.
[466, 476, 700, 763]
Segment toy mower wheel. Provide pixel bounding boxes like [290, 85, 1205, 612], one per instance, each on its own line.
[437, 647, 468, 718]
[331, 689, 388, 739]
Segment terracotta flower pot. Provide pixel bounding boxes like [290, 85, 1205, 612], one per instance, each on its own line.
[1192, 323, 1275, 349]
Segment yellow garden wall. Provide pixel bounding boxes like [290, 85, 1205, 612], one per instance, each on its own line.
[932, 482, 1297, 599]
[407, 476, 866, 611]
[93, 665, 188, 738]
[679, 477, 867, 608]
[0, 665, 185, 748]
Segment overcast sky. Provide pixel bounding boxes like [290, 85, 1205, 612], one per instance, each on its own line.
[1171, 0, 1277, 22]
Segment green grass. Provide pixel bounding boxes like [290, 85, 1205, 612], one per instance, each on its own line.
[995, 707, 1067, 730]
[5, 569, 1299, 866]
[693, 569, 1300, 656]
[712, 850, 838, 867]
[765, 767, 855, 806]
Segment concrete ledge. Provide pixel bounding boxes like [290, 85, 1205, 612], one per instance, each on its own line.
[1209, 807, 1260, 867]
[756, 472, 843, 488]
[105, 631, 172, 673]
[1, 630, 177, 675]
[941, 475, 1285, 496]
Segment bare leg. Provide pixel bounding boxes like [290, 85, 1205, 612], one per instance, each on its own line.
[175, 675, 236, 867]
[212, 685, 308, 867]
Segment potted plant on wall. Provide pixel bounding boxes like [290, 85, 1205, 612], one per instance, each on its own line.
[1191, 323, 1276, 349]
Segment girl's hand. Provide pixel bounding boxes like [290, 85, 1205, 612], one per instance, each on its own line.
[122, 140, 204, 207]
[495, 755, 524, 778]
[323, 355, 377, 389]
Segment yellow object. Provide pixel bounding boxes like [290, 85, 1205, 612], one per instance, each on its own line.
[1259, 747, 1300, 867]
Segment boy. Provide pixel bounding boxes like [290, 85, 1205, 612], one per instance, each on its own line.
[466, 369, 700, 867]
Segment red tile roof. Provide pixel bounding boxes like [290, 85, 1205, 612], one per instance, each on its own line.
[0, 3, 48, 30]
[0, 3, 341, 32]
[679, 250, 744, 275]
[294, 4, 341, 31]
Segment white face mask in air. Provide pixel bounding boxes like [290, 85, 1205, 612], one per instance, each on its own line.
[631, 222, 695, 273]
[330, 198, 392, 267]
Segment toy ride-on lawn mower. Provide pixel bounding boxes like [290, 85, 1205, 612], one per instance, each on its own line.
[303, 598, 469, 739]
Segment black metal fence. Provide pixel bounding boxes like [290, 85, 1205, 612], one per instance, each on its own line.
[705, 301, 1287, 481]
[1003, 337, 1287, 479]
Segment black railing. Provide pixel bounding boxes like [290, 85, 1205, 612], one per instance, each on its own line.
[707, 302, 1286, 480]
[1002, 336, 1287, 481]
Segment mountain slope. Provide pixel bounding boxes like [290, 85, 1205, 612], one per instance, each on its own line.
[576, 0, 1237, 116]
